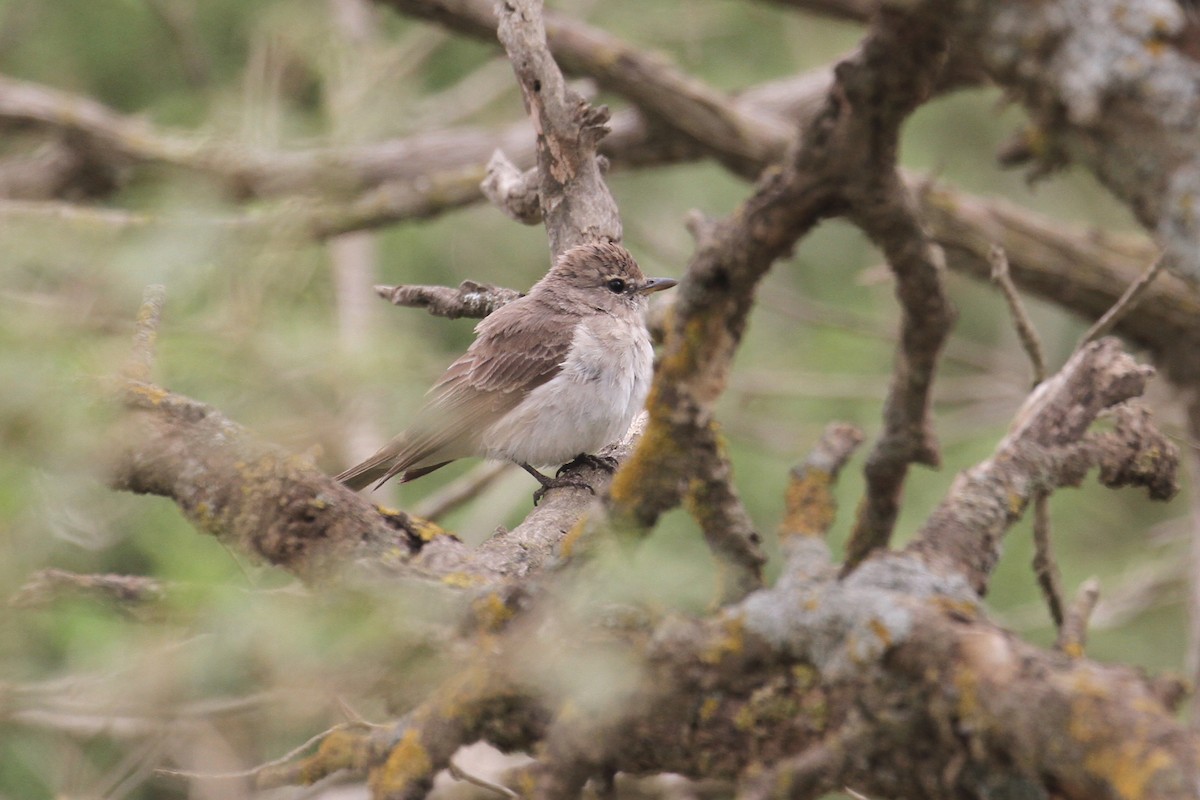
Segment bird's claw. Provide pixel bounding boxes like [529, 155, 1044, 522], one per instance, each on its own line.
[556, 453, 619, 477]
[532, 475, 596, 506]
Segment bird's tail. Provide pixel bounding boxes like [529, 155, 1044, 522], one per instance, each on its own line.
[335, 451, 454, 491]
[335, 454, 394, 491]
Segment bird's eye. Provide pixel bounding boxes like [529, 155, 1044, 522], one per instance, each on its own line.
[606, 278, 627, 294]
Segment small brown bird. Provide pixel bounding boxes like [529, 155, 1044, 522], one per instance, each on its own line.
[336, 242, 676, 499]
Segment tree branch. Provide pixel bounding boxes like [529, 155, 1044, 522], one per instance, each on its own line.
[494, 0, 620, 256]
[952, 0, 1200, 283]
[907, 339, 1179, 593]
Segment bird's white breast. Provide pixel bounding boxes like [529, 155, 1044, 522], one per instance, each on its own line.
[480, 311, 653, 467]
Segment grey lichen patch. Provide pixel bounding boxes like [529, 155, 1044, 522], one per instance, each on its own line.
[1161, 159, 1200, 282]
[740, 552, 980, 682]
[991, 0, 1192, 125]
[847, 553, 980, 604]
[741, 573, 914, 681]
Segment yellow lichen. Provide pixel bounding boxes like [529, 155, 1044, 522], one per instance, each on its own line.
[471, 591, 515, 630]
[128, 383, 169, 406]
[953, 665, 981, 720]
[791, 664, 817, 690]
[933, 596, 980, 620]
[698, 696, 721, 722]
[1083, 744, 1173, 800]
[779, 468, 835, 539]
[442, 572, 483, 589]
[409, 517, 448, 542]
[867, 617, 893, 648]
[700, 614, 745, 665]
[300, 728, 368, 784]
[371, 729, 432, 794]
[733, 703, 757, 731]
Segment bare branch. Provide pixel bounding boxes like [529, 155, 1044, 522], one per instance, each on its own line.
[482, 149, 542, 224]
[121, 285, 166, 384]
[374, 279, 523, 320]
[602, 4, 955, 554]
[917, 179, 1200, 386]
[494, 0, 621, 256]
[377, 0, 792, 178]
[988, 244, 1046, 386]
[682, 425, 766, 604]
[9, 569, 167, 615]
[1055, 577, 1100, 657]
[811, 7, 956, 571]
[1079, 251, 1169, 347]
[906, 340, 1178, 593]
[1031, 493, 1066, 629]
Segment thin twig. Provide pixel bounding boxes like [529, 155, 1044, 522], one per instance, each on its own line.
[990, 245, 1063, 626]
[121, 285, 166, 384]
[1078, 252, 1167, 347]
[413, 461, 512, 521]
[989, 244, 1046, 385]
[156, 722, 362, 781]
[9, 568, 167, 612]
[448, 759, 520, 799]
[1186, 399, 1200, 729]
[1031, 492, 1066, 629]
[1055, 577, 1100, 658]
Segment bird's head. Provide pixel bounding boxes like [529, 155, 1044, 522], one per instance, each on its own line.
[539, 242, 677, 311]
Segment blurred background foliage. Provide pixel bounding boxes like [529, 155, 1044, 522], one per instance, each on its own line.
[0, 0, 1187, 797]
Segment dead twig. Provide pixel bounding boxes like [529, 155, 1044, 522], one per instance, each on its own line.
[9, 569, 167, 614]
[1055, 577, 1100, 658]
[374, 280, 522, 320]
[1078, 252, 1168, 347]
[1031, 493, 1066, 630]
[413, 461, 513, 521]
[988, 246, 1063, 627]
[989, 244, 1046, 385]
[121, 285, 166, 384]
[157, 722, 367, 782]
[448, 759, 519, 799]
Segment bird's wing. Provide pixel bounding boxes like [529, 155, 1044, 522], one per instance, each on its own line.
[339, 299, 575, 489]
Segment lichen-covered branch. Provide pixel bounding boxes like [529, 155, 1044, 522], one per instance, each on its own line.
[778, 422, 864, 543]
[906, 339, 1179, 593]
[109, 381, 483, 586]
[952, 0, 1200, 282]
[608, 3, 954, 546]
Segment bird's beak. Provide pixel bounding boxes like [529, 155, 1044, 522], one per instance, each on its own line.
[637, 277, 678, 295]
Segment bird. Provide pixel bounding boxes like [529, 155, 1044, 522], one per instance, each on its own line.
[335, 241, 677, 501]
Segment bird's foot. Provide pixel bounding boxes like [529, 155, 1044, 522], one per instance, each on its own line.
[556, 453, 619, 477]
[520, 463, 596, 506]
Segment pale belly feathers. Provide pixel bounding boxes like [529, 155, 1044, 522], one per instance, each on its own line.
[480, 312, 653, 467]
